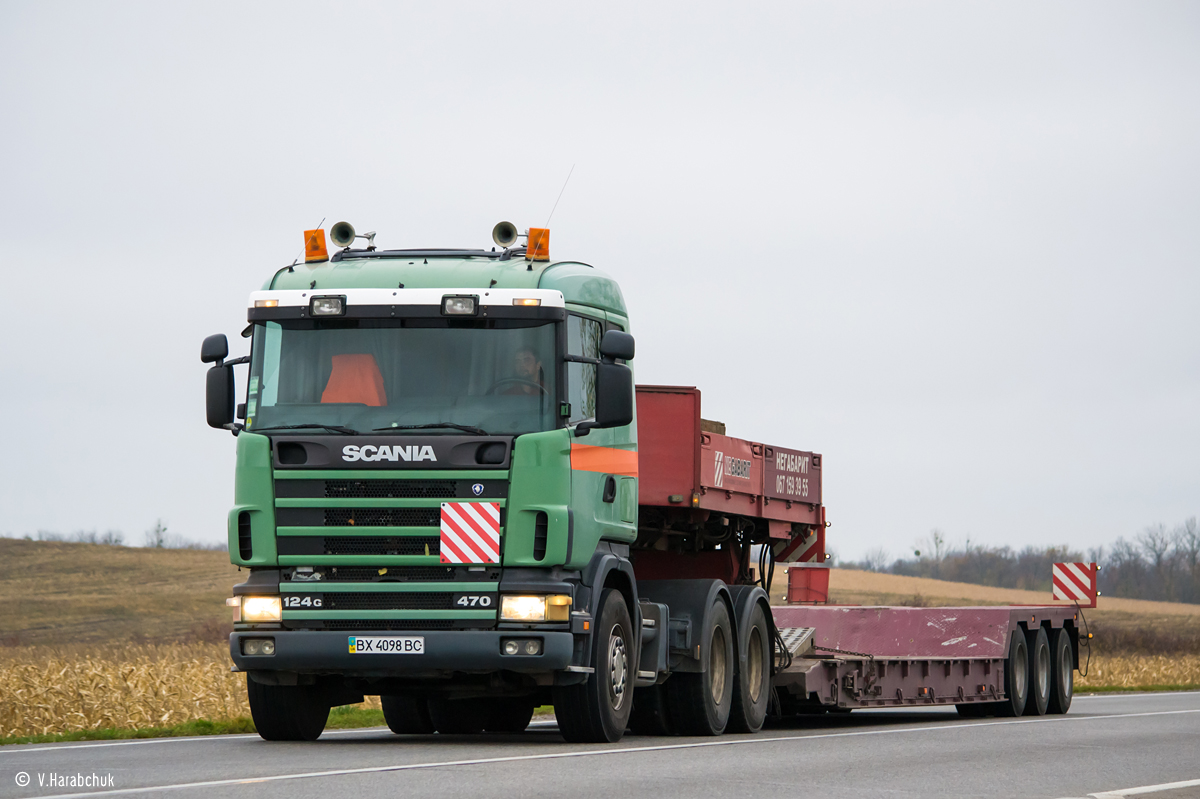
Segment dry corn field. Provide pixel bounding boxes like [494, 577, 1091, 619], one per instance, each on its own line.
[0, 643, 379, 739]
[1, 644, 1197, 740]
[1076, 654, 1200, 690]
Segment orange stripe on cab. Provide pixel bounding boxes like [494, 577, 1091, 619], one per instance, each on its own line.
[570, 444, 638, 477]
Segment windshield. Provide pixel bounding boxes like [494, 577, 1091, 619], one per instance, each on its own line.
[246, 319, 558, 435]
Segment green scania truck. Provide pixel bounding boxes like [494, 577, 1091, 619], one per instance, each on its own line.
[203, 221, 1084, 743]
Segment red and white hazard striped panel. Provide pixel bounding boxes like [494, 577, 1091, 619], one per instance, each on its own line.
[439, 502, 501, 564]
[795, 530, 822, 563]
[1052, 562, 1097, 605]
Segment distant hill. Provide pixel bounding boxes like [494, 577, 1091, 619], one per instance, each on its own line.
[0, 539, 240, 646]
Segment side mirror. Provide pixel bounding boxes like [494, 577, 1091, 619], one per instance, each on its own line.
[592, 361, 634, 428]
[576, 332, 635, 435]
[599, 330, 634, 361]
[206, 364, 235, 429]
[201, 333, 229, 364]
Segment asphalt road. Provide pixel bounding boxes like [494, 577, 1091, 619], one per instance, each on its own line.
[2, 692, 1199, 799]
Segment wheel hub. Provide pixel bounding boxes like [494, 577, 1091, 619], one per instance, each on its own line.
[608, 628, 628, 710]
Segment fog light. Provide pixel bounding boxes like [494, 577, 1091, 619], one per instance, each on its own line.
[504, 640, 520, 655]
[500, 595, 546, 622]
[243, 639, 262, 655]
[442, 295, 478, 316]
[310, 296, 345, 316]
[524, 640, 540, 655]
[242, 596, 282, 622]
[260, 639, 276, 655]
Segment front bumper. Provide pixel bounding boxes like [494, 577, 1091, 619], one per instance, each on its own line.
[230, 630, 574, 675]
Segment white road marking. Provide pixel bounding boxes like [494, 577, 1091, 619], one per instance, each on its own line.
[1090, 777, 1200, 797]
[22, 707, 1200, 799]
[1, 721, 561, 755]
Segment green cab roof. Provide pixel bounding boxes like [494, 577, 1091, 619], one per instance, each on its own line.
[265, 254, 627, 318]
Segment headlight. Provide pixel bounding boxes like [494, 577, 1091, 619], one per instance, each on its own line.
[241, 596, 282, 622]
[442, 295, 478, 316]
[310, 296, 345, 316]
[499, 594, 571, 623]
[500, 595, 546, 622]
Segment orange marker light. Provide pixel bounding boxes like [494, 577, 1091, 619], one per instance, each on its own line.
[512, 298, 542, 306]
[527, 227, 550, 261]
[304, 228, 329, 263]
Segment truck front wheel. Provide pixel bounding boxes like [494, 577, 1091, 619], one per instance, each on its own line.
[247, 679, 330, 741]
[553, 588, 634, 743]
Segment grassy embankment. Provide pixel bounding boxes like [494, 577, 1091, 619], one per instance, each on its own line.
[2, 539, 1197, 744]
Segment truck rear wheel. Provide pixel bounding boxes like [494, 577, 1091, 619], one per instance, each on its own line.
[1023, 627, 1051, 716]
[628, 684, 674, 735]
[247, 680, 330, 741]
[996, 629, 1030, 717]
[428, 698, 488, 734]
[1047, 628, 1074, 714]
[667, 598, 734, 736]
[727, 603, 770, 733]
[381, 696, 434, 734]
[553, 588, 634, 743]
[483, 699, 535, 733]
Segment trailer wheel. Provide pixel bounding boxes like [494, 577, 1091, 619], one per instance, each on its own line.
[996, 629, 1030, 717]
[428, 698, 487, 734]
[247, 680, 330, 741]
[628, 685, 674, 736]
[727, 602, 770, 733]
[381, 696, 434, 734]
[553, 588, 634, 743]
[1047, 628, 1074, 715]
[483, 698, 535, 733]
[667, 598, 735, 736]
[1023, 627, 1051, 716]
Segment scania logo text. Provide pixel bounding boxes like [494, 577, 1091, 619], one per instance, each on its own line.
[342, 444, 437, 463]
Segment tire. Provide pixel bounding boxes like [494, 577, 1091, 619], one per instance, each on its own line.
[1047, 628, 1074, 715]
[1023, 627, 1051, 717]
[381, 696, 434, 734]
[996, 629, 1029, 717]
[553, 588, 635, 743]
[628, 684, 674, 736]
[428, 698, 488, 734]
[956, 702, 988, 718]
[666, 598, 735, 736]
[247, 679, 330, 741]
[483, 698, 535, 733]
[727, 602, 771, 733]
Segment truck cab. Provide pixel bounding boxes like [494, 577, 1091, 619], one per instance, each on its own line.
[203, 225, 644, 741]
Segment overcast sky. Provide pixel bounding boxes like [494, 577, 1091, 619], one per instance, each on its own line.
[1, 2, 1196, 560]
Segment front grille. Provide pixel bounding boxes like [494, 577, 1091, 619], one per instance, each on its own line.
[302, 619, 457, 631]
[283, 566, 500, 583]
[277, 536, 441, 557]
[325, 508, 441, 527]
[320, 592, 459, 611]
[275, 479, 508, 500]
[325, 480, 457, 499]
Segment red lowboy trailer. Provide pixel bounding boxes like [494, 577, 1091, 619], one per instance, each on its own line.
[631, 385, 1091, 723]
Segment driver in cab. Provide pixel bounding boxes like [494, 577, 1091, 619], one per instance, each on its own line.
[500, 347, 546, 395]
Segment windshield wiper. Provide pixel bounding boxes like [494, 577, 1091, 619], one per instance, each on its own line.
[372, 422, 490, 436]
[252, 424, 359, 435]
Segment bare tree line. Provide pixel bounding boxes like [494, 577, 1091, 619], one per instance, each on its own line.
[849, 517, 1200, 605]
[14, 519, 227, 551]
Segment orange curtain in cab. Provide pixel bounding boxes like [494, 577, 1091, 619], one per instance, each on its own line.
[321, 354, 387, 406]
